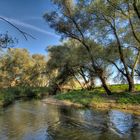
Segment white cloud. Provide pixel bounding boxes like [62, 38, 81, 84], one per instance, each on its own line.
[0, 16, 59, 38]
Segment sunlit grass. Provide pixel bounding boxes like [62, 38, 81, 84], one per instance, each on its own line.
[55, 84, 140, 106]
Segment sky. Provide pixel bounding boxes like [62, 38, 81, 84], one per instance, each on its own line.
[0, 0, 61, 54]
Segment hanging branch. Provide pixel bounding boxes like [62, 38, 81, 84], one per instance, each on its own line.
[0, 16, 35, 40]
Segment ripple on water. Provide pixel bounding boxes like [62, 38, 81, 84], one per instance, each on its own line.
[0, 100, 139, 140]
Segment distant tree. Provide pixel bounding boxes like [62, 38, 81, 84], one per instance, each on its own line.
[0, 48, 47, 88]
[29, 54, 47, 87]
[0, 32, 17, 49]
[0, 48, 33, 87]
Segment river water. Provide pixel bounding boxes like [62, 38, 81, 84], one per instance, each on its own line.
[0, 100, 140, 140]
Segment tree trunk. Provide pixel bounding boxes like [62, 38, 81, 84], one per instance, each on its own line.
[113, 27, 135, 93]
[88, 72, 95, 90]
[79, 68, 93, 89]
[79, 68, 88, 84]
[97, 68, 112, 95]
[99, 74, 112, 95]
[73, 73, 84, 89]
[81, 42, 112, 94]
[127, 75, 135, 92]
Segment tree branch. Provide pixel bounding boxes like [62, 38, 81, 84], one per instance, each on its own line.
[0, 16, 35, 40]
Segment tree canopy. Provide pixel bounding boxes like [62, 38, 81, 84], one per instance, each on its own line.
[43, 0, 140, 94]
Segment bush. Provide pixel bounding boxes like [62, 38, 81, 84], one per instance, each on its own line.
[0, 87, 49, 107]
[0, 90, 15, 106]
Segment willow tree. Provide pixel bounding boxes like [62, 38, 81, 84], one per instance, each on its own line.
[85, 0, 140, 92]
[0, 48, 33, 87]
[0, 48, 47, 88]
[46, 44, 76, 94]
[44, 0, 112, 95]
[46, 38, 113, 94]
[29, 54, 47, 87]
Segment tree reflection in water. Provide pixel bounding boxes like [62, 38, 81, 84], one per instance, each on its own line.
[0, 101, 140, 140]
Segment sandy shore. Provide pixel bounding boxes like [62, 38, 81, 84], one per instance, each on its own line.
[42, 97, 84, 108]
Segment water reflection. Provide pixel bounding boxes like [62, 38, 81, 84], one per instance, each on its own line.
[0, 100, 139, 140]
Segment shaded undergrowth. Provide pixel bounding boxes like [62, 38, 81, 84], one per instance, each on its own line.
[0, 87, 49, 107]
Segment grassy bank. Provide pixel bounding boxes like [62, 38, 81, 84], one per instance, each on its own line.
[0, 87, 49, 107]
[55, 84, 140, 114]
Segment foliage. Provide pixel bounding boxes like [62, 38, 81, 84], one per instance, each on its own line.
[0, 32, 17, 49]
[0, 87, 49, 107]
[46, 39, 114, 94]
[1, 0, 140, 107]
[44, 0, 140, 93]
[0, 48, 48, 88]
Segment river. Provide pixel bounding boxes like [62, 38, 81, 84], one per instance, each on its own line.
[0, 100, 140, 140]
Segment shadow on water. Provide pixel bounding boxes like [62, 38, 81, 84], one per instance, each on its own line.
[0, 100, 140, 140]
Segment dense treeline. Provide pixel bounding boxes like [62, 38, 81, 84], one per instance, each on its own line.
[0, 0, 140, 97]
[44, 0, 140, 95]
[0, 48, 48, 88]
[0, 34, 49, 105]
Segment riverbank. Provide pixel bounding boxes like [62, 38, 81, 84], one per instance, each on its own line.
[0, 87, 49, 107]
[43, 85, 140, 115]
[43, 95, 140, 115]
[1, 85, 140, 115]
[43, 97, 140, 115]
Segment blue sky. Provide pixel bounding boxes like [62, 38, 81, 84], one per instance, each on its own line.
[0, 0, 61, 54]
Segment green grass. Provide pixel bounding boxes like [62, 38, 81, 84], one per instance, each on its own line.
[94, 84, 140, 93]
[116, 93, 140, 104]
[55, 84, 140, 106]
[109, 84, 140, 92]
[0, 87, 49, 107]
[55, 90, 107, 106]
